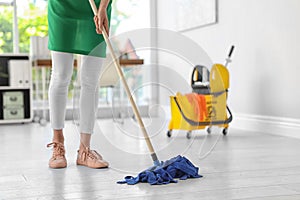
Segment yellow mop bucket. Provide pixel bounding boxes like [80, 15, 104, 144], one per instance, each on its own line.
[168, 93, 210, 132]
[167, 46, 234, 139]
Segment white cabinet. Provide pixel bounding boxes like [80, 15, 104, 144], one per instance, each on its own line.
[8, 60, 31, 88]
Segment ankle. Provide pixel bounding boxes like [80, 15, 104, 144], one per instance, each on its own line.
[53, 129, 64, 144]
[79, 143, 90, 151]
[52, 136, 64, 144]
[53, 139, 64, 144]
[79, 133, 91, 151]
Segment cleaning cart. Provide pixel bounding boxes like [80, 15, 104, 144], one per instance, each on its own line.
[167, 46, 234, 139]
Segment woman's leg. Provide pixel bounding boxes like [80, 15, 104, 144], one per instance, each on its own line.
[79, 55, 103, 147]
[77, 55, 109, 168]
[47, 51, 73, 169]
[79, 85, 100, 149]
[49, 51, 74, 141]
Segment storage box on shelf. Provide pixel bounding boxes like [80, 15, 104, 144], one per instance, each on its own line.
[0, 55, 32, 124]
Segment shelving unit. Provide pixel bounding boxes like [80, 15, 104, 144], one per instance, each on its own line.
[0, 54, 32, 124]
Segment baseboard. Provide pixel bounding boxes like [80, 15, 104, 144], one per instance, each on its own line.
[231, 113, 300, 139]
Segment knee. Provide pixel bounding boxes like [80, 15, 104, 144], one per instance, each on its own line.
[80, 72, 99, 91]
[50, 71, 72, 89]
[81, 77, 99, 92]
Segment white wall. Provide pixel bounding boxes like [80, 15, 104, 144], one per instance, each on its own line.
[157, 0, 300, 120]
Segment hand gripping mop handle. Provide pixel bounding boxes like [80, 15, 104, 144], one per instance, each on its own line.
[88, 0, 160, 166]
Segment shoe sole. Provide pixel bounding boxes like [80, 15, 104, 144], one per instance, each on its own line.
[49, 164, 67, 169]
[76, 161, 109, 169]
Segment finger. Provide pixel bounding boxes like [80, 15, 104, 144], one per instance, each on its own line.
[94, 16, 100, 33]
[98, 17, 103, 31]
[94, 16, 98, 26]
[99, 18, 108, 35]
[104, 19, 109, 36]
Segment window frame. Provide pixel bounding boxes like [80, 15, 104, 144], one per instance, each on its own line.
[0, 0, 19, 53]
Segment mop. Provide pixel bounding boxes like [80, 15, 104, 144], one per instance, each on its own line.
[89, 0, 202, 185]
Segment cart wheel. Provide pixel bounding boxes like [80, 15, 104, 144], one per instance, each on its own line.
[186, 131, 192, 139]
[223, 128, 228, 136]
[167, 130, 172, 137]
[207, 127, 212, 134]
[39, 118, 47, 126]
[33, 115, 40, 123]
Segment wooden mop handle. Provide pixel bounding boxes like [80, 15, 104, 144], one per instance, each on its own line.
[89, 0, 98, 15]
[88, 0, 159, 163]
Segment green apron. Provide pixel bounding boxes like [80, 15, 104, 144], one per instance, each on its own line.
[48, 0, 112, 57]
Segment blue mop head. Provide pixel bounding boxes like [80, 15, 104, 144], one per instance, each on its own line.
[117, 155, 202, 185]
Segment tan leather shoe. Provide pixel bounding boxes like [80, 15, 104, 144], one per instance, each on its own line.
[76, 147, 109, 169]
[47, 142, 67, 169]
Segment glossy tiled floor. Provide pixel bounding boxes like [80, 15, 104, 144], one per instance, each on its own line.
[0, 118, 300, 199]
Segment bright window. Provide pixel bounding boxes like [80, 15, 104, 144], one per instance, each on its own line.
[0, 0, 48, 53]
[0, 2, 14, 53]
